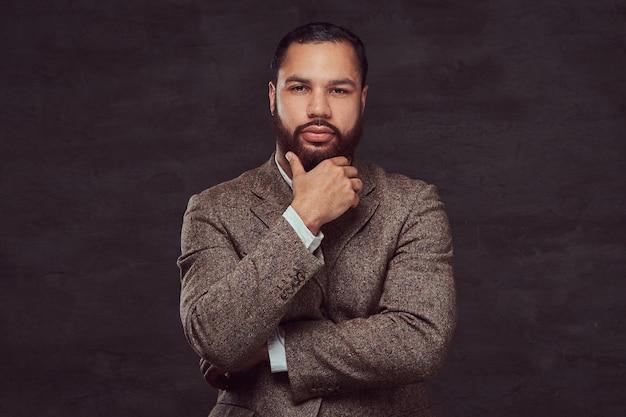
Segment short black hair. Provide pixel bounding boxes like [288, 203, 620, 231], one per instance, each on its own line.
[270, 22, 368, 87]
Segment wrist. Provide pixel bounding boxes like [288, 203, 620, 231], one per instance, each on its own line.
[291, 202, 321, 235]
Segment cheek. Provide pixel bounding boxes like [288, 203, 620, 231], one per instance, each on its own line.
[277, 96, 304, 124]
[335, 103, 362, 126]
[276, 108, 297, 127]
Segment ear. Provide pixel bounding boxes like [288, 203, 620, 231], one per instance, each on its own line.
[360, 84, 368, 114]
[268, 82, 276, 115]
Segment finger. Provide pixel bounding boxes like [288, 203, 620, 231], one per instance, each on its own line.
[351, 193, 360, 209]
[285, 151, 306, 176]
[351, 178, 363, 193]
[343, 166, 359, 178]
[204, 365, 230, 390]
[328, 156, 350, 166]
[199, 358, 210, 374]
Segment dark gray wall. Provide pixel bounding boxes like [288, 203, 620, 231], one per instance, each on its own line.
[1, 1, 624, 416]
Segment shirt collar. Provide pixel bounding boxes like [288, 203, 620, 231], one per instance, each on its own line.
[275, 153, 293, 189]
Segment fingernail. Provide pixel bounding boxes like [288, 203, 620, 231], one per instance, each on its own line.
[285, 152, 292, 161]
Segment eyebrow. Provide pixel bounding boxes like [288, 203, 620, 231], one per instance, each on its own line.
[284, 76, 358, 88]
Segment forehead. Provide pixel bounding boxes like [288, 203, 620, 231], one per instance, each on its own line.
[278, 41, 361, 84]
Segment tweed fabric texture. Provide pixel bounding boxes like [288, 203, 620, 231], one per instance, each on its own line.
[178, 155, 456, 417]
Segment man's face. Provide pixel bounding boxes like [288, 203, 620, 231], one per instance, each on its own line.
[269, 41, 368, 172]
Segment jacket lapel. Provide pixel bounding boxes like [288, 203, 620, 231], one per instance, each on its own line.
[249, 155, 293, 228]
[321, 158, 379, 269]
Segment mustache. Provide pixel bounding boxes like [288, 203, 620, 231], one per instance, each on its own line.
[294, 119, 341, 138]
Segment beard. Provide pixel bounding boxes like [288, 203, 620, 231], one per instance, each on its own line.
[271, 111, 363, 172]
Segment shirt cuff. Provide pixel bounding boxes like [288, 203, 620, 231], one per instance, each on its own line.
[267, 326, 288, 373]
[283, 205, 323, 253]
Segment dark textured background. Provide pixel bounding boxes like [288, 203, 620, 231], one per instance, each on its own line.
[1, 1, 624, 416]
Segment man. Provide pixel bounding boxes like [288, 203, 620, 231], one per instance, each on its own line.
[178, 22, 456, 417]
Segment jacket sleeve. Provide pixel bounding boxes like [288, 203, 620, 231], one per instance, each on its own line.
[283, 184, 456, 402]
[177, 193, 324, 370]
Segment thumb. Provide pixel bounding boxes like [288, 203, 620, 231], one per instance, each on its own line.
[285, 151, 305, 176]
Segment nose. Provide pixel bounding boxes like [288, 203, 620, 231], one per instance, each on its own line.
[306, 89, 331, 119]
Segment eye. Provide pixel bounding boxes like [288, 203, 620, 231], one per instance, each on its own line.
[290, 85, 308, 93]
[331, 88, 349, 95]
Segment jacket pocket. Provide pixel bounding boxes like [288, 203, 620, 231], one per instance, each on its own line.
[208, 403, 255, 417]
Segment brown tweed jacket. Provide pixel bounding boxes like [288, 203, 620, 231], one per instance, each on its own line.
[178, 154, 456, 417]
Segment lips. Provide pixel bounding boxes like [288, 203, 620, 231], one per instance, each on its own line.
[301, 126, 335, 143]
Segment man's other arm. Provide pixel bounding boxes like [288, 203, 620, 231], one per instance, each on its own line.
[284, 180, 456, 402]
